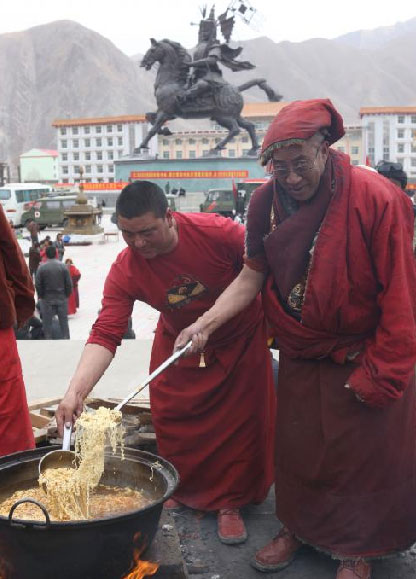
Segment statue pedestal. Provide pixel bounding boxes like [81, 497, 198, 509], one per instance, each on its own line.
[63, 186, 103, 235]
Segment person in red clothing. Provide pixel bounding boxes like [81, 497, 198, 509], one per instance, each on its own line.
[0, 207, 36, 456]
[65, 258, 81, 315]
[56, 180, 276, 545]
[175, 99, 416, 579]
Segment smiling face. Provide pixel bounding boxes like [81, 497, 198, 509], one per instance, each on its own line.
[117, 210, 178, 259]
[272, 138, 329, 202]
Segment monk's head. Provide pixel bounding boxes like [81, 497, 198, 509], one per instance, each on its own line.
[260, 99, 345, 202]
[116, 181, 177, 259]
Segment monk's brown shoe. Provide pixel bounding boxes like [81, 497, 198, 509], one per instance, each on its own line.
[336, 559, 372, 579]
[217, 509, 247, 544]
[251, 526, 301, 572]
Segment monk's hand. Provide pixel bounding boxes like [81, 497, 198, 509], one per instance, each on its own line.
[56, 390, 84, 437]
[174, 320, 209, 356]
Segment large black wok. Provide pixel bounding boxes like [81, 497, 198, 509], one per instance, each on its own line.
[0, 446, 178, 579]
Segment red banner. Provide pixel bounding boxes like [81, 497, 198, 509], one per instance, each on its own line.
[130, 170, 249, 179]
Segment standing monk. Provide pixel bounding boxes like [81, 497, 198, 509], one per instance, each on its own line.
[0, 207, 36, 455]
[175, 99, 416, 578]
[56, 181, 275, 544]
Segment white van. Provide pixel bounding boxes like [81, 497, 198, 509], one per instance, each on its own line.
[0, 183, 51, 226]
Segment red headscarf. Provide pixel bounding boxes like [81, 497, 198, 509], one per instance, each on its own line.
[260, 98, 345, 165]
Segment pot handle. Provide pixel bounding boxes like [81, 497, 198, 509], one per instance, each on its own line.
[8, 498, 51, 528]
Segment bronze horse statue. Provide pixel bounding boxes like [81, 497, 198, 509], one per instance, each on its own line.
[138, 38, 281, 155]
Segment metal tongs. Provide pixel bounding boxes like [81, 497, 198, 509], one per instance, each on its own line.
[115, 341, 192, 412]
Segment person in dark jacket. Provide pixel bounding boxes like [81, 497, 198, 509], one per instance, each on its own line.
[35, 245, 72, 339]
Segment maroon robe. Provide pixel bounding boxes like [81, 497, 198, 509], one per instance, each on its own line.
[88, 212, 276, 511]
[246, 151, 416, 557]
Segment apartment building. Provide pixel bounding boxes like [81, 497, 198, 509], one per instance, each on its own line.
[19, 148, 58, 183]
[360, 107, 416, 181]
[52, 115, 157, 183]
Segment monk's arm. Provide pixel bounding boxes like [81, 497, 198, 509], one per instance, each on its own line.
[55, 343, 113, 435]
[174, 265, 265, 353]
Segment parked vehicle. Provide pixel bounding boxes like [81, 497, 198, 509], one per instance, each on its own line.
[21, 194, 78, 229]
[0, 183, 51, 226]
[200, 179, 269, 218]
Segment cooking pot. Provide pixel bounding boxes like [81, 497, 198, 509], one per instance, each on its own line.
[0, 446, 178, 579]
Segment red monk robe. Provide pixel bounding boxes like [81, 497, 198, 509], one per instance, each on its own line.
[67, 263, 81, 315]
[247, 150, 416, 557]
[88, 212, 276, 510]
[0, 207, 35, 456]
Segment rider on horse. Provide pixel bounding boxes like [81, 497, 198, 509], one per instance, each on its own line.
[180, 7, 255, 105]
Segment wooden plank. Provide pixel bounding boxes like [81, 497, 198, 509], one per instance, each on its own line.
[40, 406, 57, 418]
[33, 427, 48, 444]
[30, 412, 53, 428]
[29, 397, 62, 411]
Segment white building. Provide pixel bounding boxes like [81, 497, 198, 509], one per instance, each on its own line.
[52, 115, 157, 184]
[360, 107, 416, 181]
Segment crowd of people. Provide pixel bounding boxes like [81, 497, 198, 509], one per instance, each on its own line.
[3, 98, 416, 578]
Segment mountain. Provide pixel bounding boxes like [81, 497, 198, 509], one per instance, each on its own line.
[1, 18, 416, 168]
[0, 20, 155, 167]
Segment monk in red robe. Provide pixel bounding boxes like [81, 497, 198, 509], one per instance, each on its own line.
[0, 206, 36, 456]
[56, 180, 275, 545]
[65, 258, 81, 315]
[175, 99, 416, 578]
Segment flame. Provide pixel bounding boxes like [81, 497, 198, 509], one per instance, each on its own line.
[121, 533, 159, 579]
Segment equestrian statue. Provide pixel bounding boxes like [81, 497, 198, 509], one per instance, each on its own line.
[137, 6, 282, 155]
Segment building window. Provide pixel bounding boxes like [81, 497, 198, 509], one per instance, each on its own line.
[107, 151, 114, 160]
[397, 129, 404, 139]
[96, 138, 102, 147]
[351, 146, 359, 155]
[411, 158, 416, 167]
[189, 150, 196, 158]
[74, 166, 80, 174]
[72, 127, 79, 135]
[97, 178, 103, 183]
[337, 146, 345, 152]
[62, 167, 68, 174]
[397, 115, 405, 124]
[397, 143, 405, 153]
[73, 152, 79, 161]
[228, 149, 235, 157]
[61, 140, 67, 148]
[84, 152, 91, 161]
[60, 128, 67, 136]
[96, 151, 103, 160]
[202, 138, 209, 144]
[96, 125, 102, 133]
[242, 136, 249, 143]
[242, 149, 250, 155]
[73, 139, 79, 148]
[117, 124, 122, 132]
[351, 160, 359, 165]
[175, 151, 182, 159]
[109, 177, 114, 183]
[84, 138, 91, 148]
[175, 139, 182, 145]
[84, 126, 90, 134]
[411, 144, 416, 153]
[85, 166, 91, 173]
[108, 165, 114, 173]
[62, 178, 69, 183]
[118, 137, 123, 146]
[106, 125, 113, 133]
[61, 153, 67, 161]
[163, 151, 170, 159]
[97, 165, 103, 173]
[107, 137, 113, 147]
[214, 138, 221, 144]
[162, 139, 169, 146]
[202, 149, 209, 156]
[411, 116, 416, 124]
[189, 138, 196, 144]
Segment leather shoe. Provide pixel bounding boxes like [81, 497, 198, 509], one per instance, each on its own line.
[251, 527, 301, 572]
[163, 498, 182, 510]
[217, 509, 247, 544]
[336, 559, 372, 579]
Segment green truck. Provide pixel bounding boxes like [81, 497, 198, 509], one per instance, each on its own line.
[200, 179, 268, 218]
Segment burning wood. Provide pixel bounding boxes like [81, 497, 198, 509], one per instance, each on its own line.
[121, 533, 159, 579]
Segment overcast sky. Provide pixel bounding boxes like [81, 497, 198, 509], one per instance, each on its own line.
[1, 0, 415, 55]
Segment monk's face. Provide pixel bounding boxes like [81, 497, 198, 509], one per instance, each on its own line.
[272, 139, 329, 202]
[117, 210, 177, 259]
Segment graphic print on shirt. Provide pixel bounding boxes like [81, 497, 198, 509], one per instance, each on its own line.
[166, 274, 207, 309]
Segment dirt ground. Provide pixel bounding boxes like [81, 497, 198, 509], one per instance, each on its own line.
[171, 489, 416, 578]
